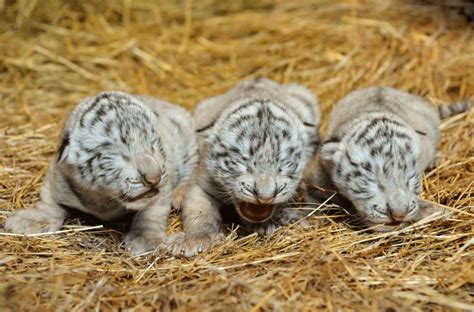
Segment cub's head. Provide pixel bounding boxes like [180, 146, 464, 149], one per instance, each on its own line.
[58, 92, 167, 211]
[202, 99, 314, 223]
[320, 118, 422, 226]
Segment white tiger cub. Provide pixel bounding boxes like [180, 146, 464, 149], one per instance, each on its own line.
[4, 91, 198, 255]
[305, 87, 471, 230]
[167, 78, 321, 257]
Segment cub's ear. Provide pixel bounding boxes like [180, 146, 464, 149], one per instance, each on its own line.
[319, 138, 344, 163]
[57, 131, 70, 162]
[196, 120, 215, 133]
[411, 132, 422, 157]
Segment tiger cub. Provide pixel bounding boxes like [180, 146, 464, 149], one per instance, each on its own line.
[4, 91, 198, 255]
[166, 78, 321, 257]
[305, 87, 471, 230]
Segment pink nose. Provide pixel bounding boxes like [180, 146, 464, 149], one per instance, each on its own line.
[141, 172, 160, 187]
[137, 154, 162, 187]
[255, 196, 275, 205]
[387, 204, 408, 222]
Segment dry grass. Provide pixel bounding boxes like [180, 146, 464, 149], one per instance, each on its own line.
[1, 0, 473, 310]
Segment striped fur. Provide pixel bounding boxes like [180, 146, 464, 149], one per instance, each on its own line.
[437, 99, 472, 119]
[166, 78, 321, 257]
[305, 87, 452, 228]
[4, 91, 198, 255]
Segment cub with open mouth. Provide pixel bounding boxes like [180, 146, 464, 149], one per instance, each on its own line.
[166, 78, 321, 257]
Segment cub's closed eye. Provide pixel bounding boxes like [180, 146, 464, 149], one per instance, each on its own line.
[243, 185, 253, 193]
[284, 163, 297, 170]
[275, 183, 287, 195]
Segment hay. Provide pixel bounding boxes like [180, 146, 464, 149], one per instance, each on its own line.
[1, 0, 473, 310]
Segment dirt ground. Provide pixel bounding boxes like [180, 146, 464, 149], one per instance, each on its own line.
[0, 0, 473, 310]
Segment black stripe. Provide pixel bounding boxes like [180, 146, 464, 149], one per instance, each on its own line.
[370, 145, 383, 157]
[212, 151, 230, 159]
[345, 150, 358, 167]
[97, 142, 112, 149]
[80, 93, 111, 127]
[227, 114, 255, 130]
[57, 131, 70, 162]
[197, 120, 215, 133]
[226, 100, 258, 119]
[90, 102, 110, 127]
[361, 161, 372, 172]
[323, 136, 340, 144]
[169, 118, 182, 132]
[355, 117, 404, 144]
[223, 100, 260, 121]
[269, 115, 291, 127]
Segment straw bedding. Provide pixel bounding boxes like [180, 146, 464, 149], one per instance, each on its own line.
[0, 0, 473, 310]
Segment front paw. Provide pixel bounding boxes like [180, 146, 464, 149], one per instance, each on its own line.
[4, 209, 64, 234]
[244, 222, 279, 236]
[368, 223, 409, 232]
[417, 199, 452, 220]
[165, 232, 224, 257]
[124, 231, 164, 256]
[274, 208, 310, 227]
[243, 208, 310, 236]
[171, 183, 189, 211]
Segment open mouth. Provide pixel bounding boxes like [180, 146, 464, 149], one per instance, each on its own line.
[236, 202, 275, 223]
[124, 188, 160, 202]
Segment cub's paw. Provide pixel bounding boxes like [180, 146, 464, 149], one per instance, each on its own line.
[165, 232, 224, 257]
[171, 183, 189, 211]
[124, 231, 164, 256]
[4, 209, 64, 234]
[417, 199, 452, 220]
[368, 223, 410, 233]
[244, 222, 279, 236]
[274, 208, 311, 228]
[243, 208, 311, 236]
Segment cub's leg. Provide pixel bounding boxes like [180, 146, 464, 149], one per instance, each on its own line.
[165, 184, 224, 257]
[4, 180, 67, 234]
[124, 198, 171, 256]
[417, 199, 452, 220]
[273, 206, 311, 228]
[170, 181, 189, 212]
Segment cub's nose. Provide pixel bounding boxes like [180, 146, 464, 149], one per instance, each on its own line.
[141, 171, 161, 188]
[137, 154, 162, 187]
[254, 174, 277, 204]
[255, 195, 275, 205]
[387, 204, 407, 222]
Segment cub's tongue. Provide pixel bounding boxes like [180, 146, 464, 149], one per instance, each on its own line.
[238, 202, 275, 223]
